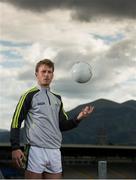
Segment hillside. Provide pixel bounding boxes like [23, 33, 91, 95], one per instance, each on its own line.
[63, 99, 136, 146]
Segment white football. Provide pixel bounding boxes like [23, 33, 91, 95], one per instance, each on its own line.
[71, 61, 92, 83]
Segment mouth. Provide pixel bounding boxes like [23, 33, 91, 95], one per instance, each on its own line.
[43, 79, 50, 83]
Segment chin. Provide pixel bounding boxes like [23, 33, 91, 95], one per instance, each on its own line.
[42, 83, 49, 86]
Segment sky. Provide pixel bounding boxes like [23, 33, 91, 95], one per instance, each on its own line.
[0, 0, 136, 130]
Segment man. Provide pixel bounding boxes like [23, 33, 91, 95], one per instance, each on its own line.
[10, 59, 94, 179]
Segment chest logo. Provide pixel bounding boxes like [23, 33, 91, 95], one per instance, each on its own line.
[37, 102, 45, 105]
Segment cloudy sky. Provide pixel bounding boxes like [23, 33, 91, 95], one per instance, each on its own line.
[0, 0, 136, 130]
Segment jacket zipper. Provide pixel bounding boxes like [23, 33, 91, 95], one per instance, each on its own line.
[46, 89, 51, 105]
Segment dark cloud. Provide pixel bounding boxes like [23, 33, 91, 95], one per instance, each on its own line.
[52, 77, 95, 99]
[2, 0, 136, 21]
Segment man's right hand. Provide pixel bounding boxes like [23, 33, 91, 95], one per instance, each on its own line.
[12, 149, 25, 168]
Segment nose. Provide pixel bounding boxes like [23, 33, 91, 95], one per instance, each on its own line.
[44, 71, 49, 76]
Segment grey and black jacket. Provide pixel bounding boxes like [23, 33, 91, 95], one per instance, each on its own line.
[10, 86, 79, 150]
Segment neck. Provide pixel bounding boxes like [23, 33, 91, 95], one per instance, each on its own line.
[37, 83, 50, 89]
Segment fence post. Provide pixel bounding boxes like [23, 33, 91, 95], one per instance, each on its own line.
[98, 160, 107, 179]
[0, 169, 4, 179]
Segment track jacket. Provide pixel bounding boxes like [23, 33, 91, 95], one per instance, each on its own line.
[10, 86, 79, 150]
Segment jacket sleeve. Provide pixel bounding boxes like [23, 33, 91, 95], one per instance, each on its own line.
[10, 93, 32, 150]
[59, 100, 80, 132]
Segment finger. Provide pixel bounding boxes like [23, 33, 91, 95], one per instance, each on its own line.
[84, 106, 89, 111]
[88, 106, 94, 113]
[15, 159, 21, 167]
[83, 111, 87, 115]
[20, 152, 25, 159]
[18, 157, 23, 167]
[83, 111, 88, 117]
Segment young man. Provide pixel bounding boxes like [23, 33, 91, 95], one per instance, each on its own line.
[10, 59, 94, 179]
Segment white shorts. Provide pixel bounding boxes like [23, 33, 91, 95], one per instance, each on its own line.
[26, 146, 62, 174]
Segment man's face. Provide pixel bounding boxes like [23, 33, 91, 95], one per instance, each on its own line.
[35, 64, 54, 87]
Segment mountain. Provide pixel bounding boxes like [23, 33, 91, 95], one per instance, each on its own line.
[0, 129, 24, 145]
[0, 99, 136, 146]
[0, 129, 10, 144]
[122, 100, 136, 109]
[62, 99, 136, 146]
